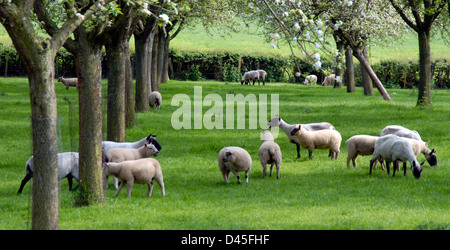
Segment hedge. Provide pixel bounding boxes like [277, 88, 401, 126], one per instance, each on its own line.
[1, 43, 449, 88]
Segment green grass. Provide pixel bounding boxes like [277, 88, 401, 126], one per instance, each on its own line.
[0, 77, 449, 230]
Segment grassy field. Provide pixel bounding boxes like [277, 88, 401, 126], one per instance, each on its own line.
[0, 77, 449, 230]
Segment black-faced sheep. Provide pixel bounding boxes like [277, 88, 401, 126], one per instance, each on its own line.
[218, 147, 252, 184]
[149, 91, 162, 109]
[103, 158, 165, 198]
[58, 77, 78, 90]
[18, 152, 79, 194]
[370, 134, 423, 178]
[258, 130, 282, 179]
[290, 124, 342, 160]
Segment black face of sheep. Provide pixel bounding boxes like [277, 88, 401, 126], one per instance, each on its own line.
[222, 151, 233, 162]
[290, 125, 301, 136]
[426, 149, 437, 166]
[412, 161, 424, 179]
[146, 134, 162, 151]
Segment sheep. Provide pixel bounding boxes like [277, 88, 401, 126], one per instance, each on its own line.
[102, 134, 161, 154]
[304, 75, 317, 86]
[380, 125, 437, 166]
[106, 143, 159, 163]
[257, 69, 268, 85]
[149, 91, 162, 109]
[370, 134, 423, 178]
[18, 152, 79, 194]
[58, 77, 78, 90]
[345, 135, 384, 169]
[218, 147, 252, 184]
[267, 115, 335, 158]
[290, 124, 342, 160]
[258, 130, 282, 179]
[241, 70, 261, 85]
[321, 74, 335, 86]
[102, 134, 161, 189]
[103, 158, 165, 198]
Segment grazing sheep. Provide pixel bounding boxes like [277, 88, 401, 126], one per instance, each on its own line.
[290, 124, 342, 160]
[304, 75, 318, 86]
[380, 125, 436, 166]
[58, 77, 78, 90]
[218, 147, 252, 184]
[257, 69, 268, 85]
[345, 135, 384, 169]
[106, 143, 159, 163]
[241, 70, 260, 85]
[267, 115, 335, 158]
[104, 158, 165, 198]
[18, 152, 79, 194]
[258, 130, 282, 179]
[370, 134, 423, 178]
[149, 91, 162, 109]
[321, 74, 335, 86]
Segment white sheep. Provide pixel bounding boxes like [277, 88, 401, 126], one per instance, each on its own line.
[218, 147, 252, 184]
[370, 134, 423, 178]
[267, 115, 335, 158]
[257, 69, 268, 85]
[290, 124, 342, 160]
[258, 129, 282, 179]
[149, 91, 162, 109]
[103, 158, 165, 198]
[380, 125, 436, 166]
[345, 135, 384, 169]
[241, 70, 260, 85]
[321, 74, 335, 86]
[304, 75, 317, 86]
[106, 143, 159, 163]
[58, 77, 78, 90]
[18, 152, 79, 194]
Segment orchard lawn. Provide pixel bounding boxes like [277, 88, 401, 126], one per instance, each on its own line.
[0, 77, 448, 230]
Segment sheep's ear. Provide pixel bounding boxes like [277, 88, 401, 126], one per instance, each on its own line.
[420, 161, 425, 166]
[431, 149, 435, 154]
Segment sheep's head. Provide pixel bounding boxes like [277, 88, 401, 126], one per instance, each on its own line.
[145, 143, 159, 157]
[425, 148, 437, 166]
[57, 77, 63, 82]
[290, 125, 301, 136]
[267, 115, 281, 129]
[222, 150, 234, 162]
[260, 129, 275, 141]
[146, 134, 162, 151]
[412, 161, 424, 179]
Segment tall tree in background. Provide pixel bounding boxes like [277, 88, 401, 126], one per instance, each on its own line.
[0, 0, 99, 229]
[389, 0, 449, 106]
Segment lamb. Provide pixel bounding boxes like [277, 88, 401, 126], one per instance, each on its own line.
[304, 75, 317, 86]
[58, 77, 78, 90]
[321, 74, 335, 86]
[18, 152, 79, 194]
[102, 134, 161, 153]
[345, 135, 384, 169]
[106, 143, 159, 163]
[370, 134, 423, 178]
[258, 129, 282, 179]
[149, 91, 162, 109]
[103, 158, 165, 198]
[267, 115, 335, 158]
[218, 147, 252, 184]
[241, 70, 261, 85]
[290, 124, 342, 160]
[380, 125, 437, 166]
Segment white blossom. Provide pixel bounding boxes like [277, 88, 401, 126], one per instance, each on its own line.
[159, 14, 170, 23]
[294, 22, 300, 30]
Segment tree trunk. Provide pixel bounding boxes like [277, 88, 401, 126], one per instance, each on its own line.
[334, 35, 345, 88]
[161, 33, 171, 84]
[76, 28, 105, 205]
[151, 28, 159, 91]
[417, 29, 432, 105]
[345, 47, 355, 93]
[360, 46, 373, 96]
[353, 48, 391, 101]
[157, 27, 168, 84]
[134, 34, 150, 112]
[105, 39, 126, 142]
[125, 44, 136, 128]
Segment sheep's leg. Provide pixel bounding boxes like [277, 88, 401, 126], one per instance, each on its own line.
[261, 162, 267, 178]
[147, 181, 153, 197]
[296, 143, 301, 158]
[17, 173, 32, 194]
[308, 150, 313, 159]
[269, 163, 274, 177]
[126, 180, 134, 198]
[369, 159, 374, 175]
[67, 174, 73, 191]
[113, 177, 119, 190]
[245, 170, 249, 183]
[156, 177, 165, 196]
[113, 181, 125, 197]
[222, 169, 230, 183]
[276, 163, 280, 179]
[352, 156, 357, 168]
[334, 151, 339, 160]
[403, 162, 407, 176]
